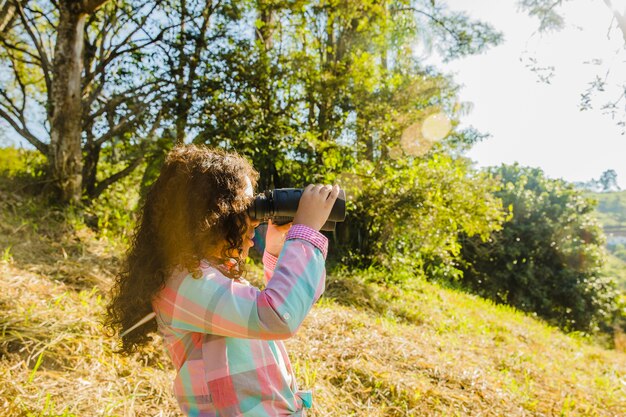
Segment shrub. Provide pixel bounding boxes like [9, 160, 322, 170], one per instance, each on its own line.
[459, 164, 620, 332]
[334, 152, 505, 284]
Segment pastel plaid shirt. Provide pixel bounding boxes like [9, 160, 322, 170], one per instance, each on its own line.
[152, 224, 327, 416]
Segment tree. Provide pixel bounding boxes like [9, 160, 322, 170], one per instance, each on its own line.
[518, 0, 626, 39]
[459, 164, 619, 332]
[0, 0, 169, 203]
[0, 0, 503, 204]
[599, 169, 620, 192]
[191, 0, 502, 186]
[341, 153, 505, 284]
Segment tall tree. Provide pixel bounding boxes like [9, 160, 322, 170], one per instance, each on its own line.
[0, 0, 169, 202]
[46, 0, 108, 203]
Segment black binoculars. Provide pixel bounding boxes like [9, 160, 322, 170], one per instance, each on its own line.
[248, 188, 346, 231]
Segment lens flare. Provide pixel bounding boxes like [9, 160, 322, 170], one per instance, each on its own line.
[399, 113, 451, 157]
[336, 172, 362, 200]
[388, 145, 403, 160]
[400, 121, 431, 157]
[422, 112, 452, 142]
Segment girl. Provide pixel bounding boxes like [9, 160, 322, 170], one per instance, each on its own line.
[106, 144, 340, 416]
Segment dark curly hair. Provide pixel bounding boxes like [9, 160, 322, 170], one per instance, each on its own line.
[105, 144, 259, 354]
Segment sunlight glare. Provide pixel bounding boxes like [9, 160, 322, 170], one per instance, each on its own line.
[422, 112, 452, 142]
[336, 172, 362, 200]
[399, 112, 451, 157]
[400, 121, 430, 157]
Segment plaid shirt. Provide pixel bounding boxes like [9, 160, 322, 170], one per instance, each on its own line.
[152, 225, 327, 417]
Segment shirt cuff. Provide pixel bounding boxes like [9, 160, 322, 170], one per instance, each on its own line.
[262, 250, 279, 271]
[286, 224, 328, 259]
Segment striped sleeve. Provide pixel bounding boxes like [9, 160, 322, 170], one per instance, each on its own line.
[262, 250, 278, 284]
[159, 227, 327, 340]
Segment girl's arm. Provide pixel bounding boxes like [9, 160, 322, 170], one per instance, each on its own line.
[262, 250, 279, 284]
[262, 219, 292, 284]
[155, 225, 327, 340]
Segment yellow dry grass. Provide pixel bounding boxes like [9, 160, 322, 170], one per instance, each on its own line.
[1, 182, 625, 416]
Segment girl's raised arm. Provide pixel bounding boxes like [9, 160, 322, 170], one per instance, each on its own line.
[154, 225, 327, 340]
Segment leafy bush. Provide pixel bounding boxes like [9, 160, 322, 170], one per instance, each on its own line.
[0, 147, 47, 181]
[80, 147, 144, 244]
[0, 146, 142, 246]
[459, 164, 620, 332]
[334, 151, 505, 284]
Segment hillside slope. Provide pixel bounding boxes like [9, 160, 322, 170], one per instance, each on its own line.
[1, 187, 625, 416]
[589, 190, 626, 292]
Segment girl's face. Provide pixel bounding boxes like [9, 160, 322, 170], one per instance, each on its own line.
[239, 176, 260, 259]
[239, 216, 261, 259]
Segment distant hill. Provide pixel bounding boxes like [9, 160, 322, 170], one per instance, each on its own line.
[587, 190, 626, 290]
[590, 190, 626, 231]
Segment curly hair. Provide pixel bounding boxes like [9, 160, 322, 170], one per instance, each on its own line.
[105, 144, 259, 355]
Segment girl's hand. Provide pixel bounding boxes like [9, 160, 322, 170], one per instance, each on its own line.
[265, 219, 292, 257]
[293, 184, 341, 231]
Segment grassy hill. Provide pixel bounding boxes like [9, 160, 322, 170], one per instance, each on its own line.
[590, 190, 626, 229]
[1, 181, 625, 416]
[588, 191, 626, 291]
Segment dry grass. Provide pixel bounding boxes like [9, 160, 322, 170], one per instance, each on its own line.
[0, 183, 178, 416]
[1, 181, 625, 416]
[290, 285, 626, 416]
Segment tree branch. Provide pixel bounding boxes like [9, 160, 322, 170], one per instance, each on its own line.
[94, 113, 139, 146]
[83, 21, 173, 91]
[90, 153, 142, 199]
[0, 106, 48, 153]
[391, 6, 462, 44]
[81, 0, 109, 14]
[603, 0, 626, 43]
[0, 85, 24, 118]
[24, 3, 57, 30]
[84, 80, 161, 127]
[0, 0, 18, 35]
[90, 105, 162, 198]
[15, 0, 52, 95]
[0, 36, 43, 64]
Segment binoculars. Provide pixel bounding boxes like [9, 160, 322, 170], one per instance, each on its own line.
[248, 188, 346, 231]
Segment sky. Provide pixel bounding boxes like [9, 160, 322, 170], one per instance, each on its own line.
[429, 0, 626, 189]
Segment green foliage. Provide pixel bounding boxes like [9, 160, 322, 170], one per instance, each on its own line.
[336, 151, 505, 284]
[459, 164, 620, 333]
[0, 146, 141, 246]
[516, 0, 570, 33]
[1, 0, 504, 203]
[0, 147, 47, 180]
[78, 146, 143, 245]
[191, 0, 502, 190]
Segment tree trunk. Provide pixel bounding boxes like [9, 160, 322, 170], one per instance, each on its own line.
[0, 0, 17, 35]
[82, 141, 100, 199]
[48, 1, 86, 204]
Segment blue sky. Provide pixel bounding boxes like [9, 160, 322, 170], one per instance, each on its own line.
[430, 0, 626, 189]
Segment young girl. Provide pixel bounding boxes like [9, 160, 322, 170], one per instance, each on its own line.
[106, 144, 340, 416]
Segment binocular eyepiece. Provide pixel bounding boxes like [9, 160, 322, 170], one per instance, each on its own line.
[248, 188, 346, 231]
